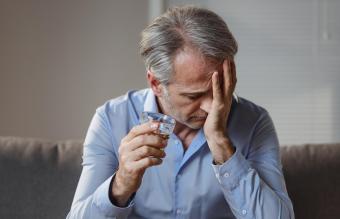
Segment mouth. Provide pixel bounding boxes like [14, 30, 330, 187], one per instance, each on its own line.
[190, 116, 207, 121]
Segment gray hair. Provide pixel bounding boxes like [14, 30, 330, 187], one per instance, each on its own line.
[139, 6, 238, 85]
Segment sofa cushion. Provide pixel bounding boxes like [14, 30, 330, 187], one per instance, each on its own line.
[1, 136, 340, 219]
[0, 136, 83, 219]
[281, 143, 340, 219]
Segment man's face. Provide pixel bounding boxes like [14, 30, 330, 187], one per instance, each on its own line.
[158, 47, 223, 130]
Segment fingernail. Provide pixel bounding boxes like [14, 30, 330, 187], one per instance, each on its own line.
[150, 122, 158, 129]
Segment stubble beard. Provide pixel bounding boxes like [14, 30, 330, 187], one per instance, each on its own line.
[162, 87, 202, 130]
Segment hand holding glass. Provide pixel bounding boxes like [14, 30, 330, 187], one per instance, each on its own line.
[140, 111, 176, 139]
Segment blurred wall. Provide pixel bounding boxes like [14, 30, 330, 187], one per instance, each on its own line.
[0, 0, 149, 140]
[167, 0, 340, 145]
[1, 0, 339, 144]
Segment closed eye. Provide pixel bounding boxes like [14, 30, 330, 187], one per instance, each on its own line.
[187, 96, 198, 100]
[180, 91, 208, 100]
[186, 94, 203, 100]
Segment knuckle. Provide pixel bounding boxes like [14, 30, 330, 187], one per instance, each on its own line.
[136, 136, 142, 145]
[141, 135, 147, 145]
[120, 154, 128, 162]
[125, 165, 134, 174]
[130, 126, 138, 135]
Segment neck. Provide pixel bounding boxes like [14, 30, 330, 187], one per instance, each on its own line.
[174, 123, 198, 142]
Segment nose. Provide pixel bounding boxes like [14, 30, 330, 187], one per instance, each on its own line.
[200, 95, 212, 113]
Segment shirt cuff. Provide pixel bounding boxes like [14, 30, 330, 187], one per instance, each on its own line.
[93, 174, 134, 218]
[211, 148, 252, 191]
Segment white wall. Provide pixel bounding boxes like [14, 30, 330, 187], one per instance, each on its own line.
[0, 0, 149, 140]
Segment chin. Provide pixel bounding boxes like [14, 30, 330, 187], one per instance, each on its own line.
[186, 119, 205, 130]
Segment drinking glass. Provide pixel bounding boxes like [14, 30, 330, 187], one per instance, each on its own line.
[140, 111, 176, 139]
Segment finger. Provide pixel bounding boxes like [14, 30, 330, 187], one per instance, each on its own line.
[133, 157, 163, 171]
[123, 121, 159, 143]
[222, 59, 234, 96]
[211, 71, 223, 102]
[129, 145, 166, 161]
[126, 133, 168, 151]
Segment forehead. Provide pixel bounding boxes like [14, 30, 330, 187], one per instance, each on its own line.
[171, 47, 221, 91]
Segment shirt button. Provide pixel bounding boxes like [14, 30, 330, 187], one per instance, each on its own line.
[223, 172, 230, 177]
[242, 209, 247, 215]
[176, 209, 182, 214]
[174, 140, 179, 145]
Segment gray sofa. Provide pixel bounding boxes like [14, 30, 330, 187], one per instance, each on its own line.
[0, 136, 339, 219]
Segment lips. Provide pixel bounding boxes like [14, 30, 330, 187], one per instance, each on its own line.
[190, 116, 207, 121]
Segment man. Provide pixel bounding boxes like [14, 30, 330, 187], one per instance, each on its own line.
[67, 6, 294, 219]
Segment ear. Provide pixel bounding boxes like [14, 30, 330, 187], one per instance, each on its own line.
[146, 70, 163, 97]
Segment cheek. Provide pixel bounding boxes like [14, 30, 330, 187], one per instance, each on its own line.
[168, 94, 201, 115]
[178, 99, 202, 115]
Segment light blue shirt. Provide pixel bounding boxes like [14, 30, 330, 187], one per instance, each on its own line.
[67, 88, 294, 219]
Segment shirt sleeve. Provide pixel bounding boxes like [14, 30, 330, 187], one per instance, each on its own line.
[66, 106, 134, 219]
[212, 111, 295, 219]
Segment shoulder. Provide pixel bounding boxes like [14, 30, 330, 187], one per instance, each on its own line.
[88, 88, 150, 149]
[233, 96, 269, 122]
[229, 96, 277, 154]
[95, 88, 149, 118]
[229, 95, 273, 136]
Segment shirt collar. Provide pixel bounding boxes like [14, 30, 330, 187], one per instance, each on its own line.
[143, 88, 159, 113]
[233, 93, 239, 103]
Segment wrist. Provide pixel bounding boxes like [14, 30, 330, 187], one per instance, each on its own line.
[205, 129, 226, 141]
[207, 134, 235, 165]
[110, 173, 134, 207]
[206, 131, 228, 146]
